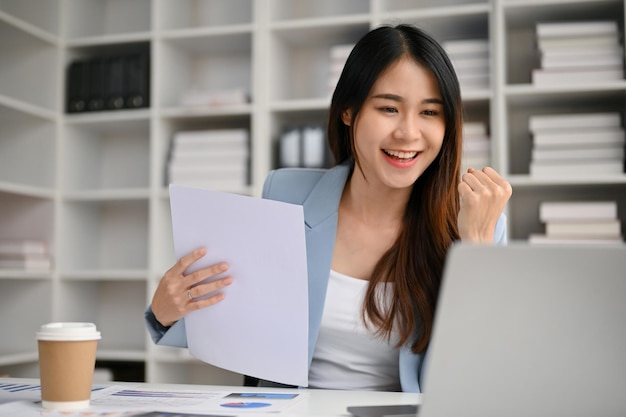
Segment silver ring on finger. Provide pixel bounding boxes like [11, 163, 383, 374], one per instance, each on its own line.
[187, 289, 193, 301]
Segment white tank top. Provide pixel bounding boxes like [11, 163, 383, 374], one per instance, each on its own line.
[308, 269, 401, 391]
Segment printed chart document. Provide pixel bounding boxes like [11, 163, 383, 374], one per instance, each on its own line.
[169, 184, 309, 387]
[0, 383, 307, 415]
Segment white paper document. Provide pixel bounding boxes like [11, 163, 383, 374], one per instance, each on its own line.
[0, 385, 307, 415]
[169, 185, 309, 387]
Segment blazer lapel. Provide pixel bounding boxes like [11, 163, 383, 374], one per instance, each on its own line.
[301, 162, 351, 364]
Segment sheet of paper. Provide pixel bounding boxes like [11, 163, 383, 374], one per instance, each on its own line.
[169, 184, 309, 387]
[0, 386, 307, 415]
[90, 385, 305, 413]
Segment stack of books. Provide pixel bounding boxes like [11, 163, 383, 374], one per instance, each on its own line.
[530, 201, 623, 244]
[462, 121, 491, 172]
[179, 88, 249, 108]
[532, 20, 624, 86]
[443, 39, 490, 92]
[528, 112, 625, 176]
[328, 44, 354, 96]
[0, 239, 52, 271]
[167, 129, 249, 190]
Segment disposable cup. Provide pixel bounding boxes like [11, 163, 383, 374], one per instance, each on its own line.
[37, 322, 101, 410]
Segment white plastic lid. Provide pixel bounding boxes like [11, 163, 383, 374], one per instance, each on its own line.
[36, 322, 101, 341]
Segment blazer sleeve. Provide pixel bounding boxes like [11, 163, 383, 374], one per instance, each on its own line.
[144, 307, 188, 348]
[494, 212, 508, 245]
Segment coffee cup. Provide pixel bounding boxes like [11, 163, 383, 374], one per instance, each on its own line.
[37, 322, 101, 410]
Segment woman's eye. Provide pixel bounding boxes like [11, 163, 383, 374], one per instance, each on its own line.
[422, 109, 439, 116]
[380, 106, 397, 113]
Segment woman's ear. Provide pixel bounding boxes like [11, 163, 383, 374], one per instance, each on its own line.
[341, 108, 352, 126]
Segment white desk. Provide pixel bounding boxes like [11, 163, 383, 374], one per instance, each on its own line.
[0, 377, 421, 416]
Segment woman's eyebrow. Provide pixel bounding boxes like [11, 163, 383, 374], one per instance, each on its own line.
[371, 93, 443, 105]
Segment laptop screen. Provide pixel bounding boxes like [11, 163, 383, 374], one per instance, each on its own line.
[418, 242, 626, 417]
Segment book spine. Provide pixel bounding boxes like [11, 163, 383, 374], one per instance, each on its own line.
[539, 201, 618, 222]
[545, 220, 622, 237]
[531, 146, 624, 161]
[533, 129, 625, 147]
[531, 67, 624, 86]
[529, 113, 622, 132]
[530, 160, 624, 176]
[536, 20, 618, 38]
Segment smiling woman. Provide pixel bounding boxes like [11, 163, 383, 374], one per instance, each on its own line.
[343, 56, 446, 189]
[145, 24, 512, 393]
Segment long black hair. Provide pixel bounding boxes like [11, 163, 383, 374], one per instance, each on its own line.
[327, 24, 463, 353]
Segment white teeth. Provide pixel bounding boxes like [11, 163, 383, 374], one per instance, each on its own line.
[384, 150, 418, 159]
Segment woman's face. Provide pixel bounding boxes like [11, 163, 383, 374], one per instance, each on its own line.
[344, 56, 446, 191]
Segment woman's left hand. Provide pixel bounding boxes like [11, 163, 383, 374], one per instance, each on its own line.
[457, 167, 512, 243]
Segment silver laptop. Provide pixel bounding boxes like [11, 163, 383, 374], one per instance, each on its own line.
[417, 242, 626, 417]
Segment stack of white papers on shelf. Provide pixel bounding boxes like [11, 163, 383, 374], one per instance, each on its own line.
[530, 200, 623, 244]
[528, 112, 625, 176]
[0, 239, 52, 272]
[179, 87, 249, 107]
[461, 121, 491, 171]
[167, 129, 249, 191]
[443, 39, 490, 92]
[532, 20, 624, 85]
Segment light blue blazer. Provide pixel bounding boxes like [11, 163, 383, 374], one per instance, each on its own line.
[145, 160, 508, 392]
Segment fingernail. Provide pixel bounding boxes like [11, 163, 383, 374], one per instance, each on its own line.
[219, 263, 228, 271]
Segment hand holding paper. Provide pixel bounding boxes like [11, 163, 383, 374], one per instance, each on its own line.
[168, 185, 309, 387]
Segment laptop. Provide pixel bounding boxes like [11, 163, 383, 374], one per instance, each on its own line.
[349, 242, 626, 417]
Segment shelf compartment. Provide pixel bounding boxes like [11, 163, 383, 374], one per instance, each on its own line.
[0, 106, 56, 189]
[505, 88, 626, 176]
[0, 192, 54, 252]
[386, 8, 489, 45]
[157, 32, 252, 109]
[58, 279, 147, 352]
[63, 117, 150, 192]
[155, 116, 252, 193]
[508, 183, 626, 241]
[269, 108, 329, 170]
[63, 0, 151, 40]
[269, 0, 370, 22]
[0, 280, 52, 358]
[0, 19, 58, 111]
[0, 0, 59, 36]
[381, 0, 488, 13]
[59, 200, 149, 271]
[269, 22, 370, 101]
[0, 360, 40, 378]
[156, 0, 253, 30]
[504, 0, 624, 86]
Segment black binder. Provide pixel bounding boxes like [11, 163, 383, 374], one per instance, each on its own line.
[87, 58, 105, 111]
[124, 52, 149, 109]
[67, 60, 89, 113]
[105, 55, 125, 110]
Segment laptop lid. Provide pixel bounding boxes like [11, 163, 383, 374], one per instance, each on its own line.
[418, 242, 626, 417]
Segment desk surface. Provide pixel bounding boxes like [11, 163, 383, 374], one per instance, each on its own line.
[0, 377, 421, 416]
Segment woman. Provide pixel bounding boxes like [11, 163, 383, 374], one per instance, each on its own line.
[145, 24, 512, 392]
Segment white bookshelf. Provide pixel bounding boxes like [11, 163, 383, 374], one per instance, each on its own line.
[0, 0, 624, 385]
